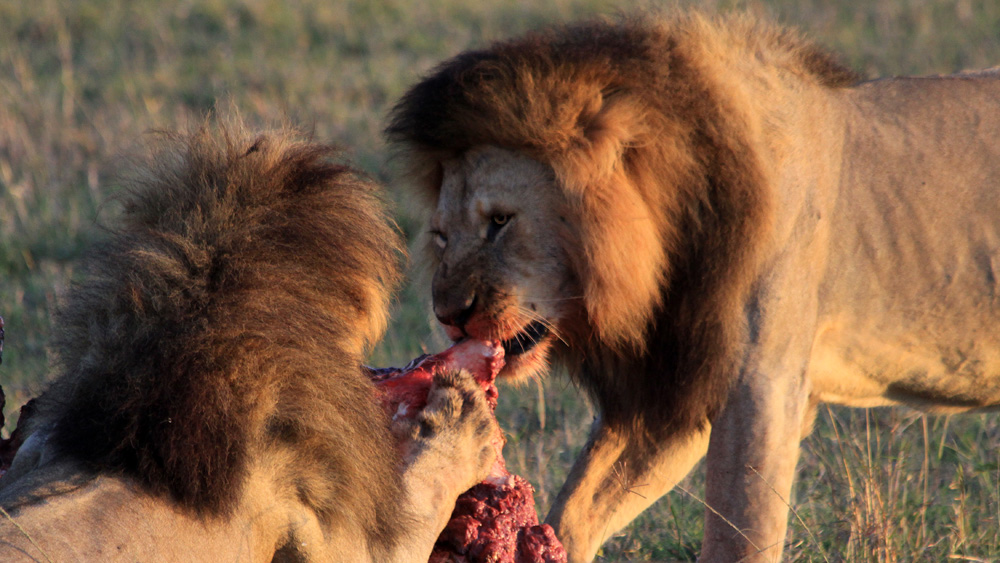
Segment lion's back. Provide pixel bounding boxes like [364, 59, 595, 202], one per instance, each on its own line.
[807, 71, 1000, 410]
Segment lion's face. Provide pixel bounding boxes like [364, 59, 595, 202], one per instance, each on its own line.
[429, 146, 581, 380]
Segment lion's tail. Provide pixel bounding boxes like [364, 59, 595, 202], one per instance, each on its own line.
[40, 118, 403, 515]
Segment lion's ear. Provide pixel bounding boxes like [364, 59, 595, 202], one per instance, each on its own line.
[553, 95, 666, 350]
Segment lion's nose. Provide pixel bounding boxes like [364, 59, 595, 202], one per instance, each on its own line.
[434, 293, 477, 329]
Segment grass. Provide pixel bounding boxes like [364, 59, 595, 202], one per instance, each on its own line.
[1, 0, 998, 560]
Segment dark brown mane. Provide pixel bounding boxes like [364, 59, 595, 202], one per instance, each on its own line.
[36, 120, 405, 539]
[386, 14, 854, 439]
[386, 14, 857, 161]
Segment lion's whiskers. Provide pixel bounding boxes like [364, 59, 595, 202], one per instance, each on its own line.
[515, 305, 568, 347]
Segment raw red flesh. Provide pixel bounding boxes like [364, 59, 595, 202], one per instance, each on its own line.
[0, 337, 567, 562]
[432, 475, 568, 563]
[368, 339, 504, 418]
[368, 339, 567, 563]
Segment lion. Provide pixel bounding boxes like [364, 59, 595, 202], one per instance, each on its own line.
[0, 121, 498, 562]
[385, 13, 1000, 563]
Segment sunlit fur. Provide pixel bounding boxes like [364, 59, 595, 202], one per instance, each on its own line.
[1, 119, 413, 559]
[388, 10, 1000, 563]
[388, 12, 856, 439]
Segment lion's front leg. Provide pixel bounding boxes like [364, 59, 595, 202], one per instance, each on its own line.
[700, 372, 814, 563]
[389, 369, 500, 562]
[546, 418, 711, 563]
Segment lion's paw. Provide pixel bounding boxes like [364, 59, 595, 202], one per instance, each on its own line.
[397, 369, 500, 527]
[397, 369, 498, 479]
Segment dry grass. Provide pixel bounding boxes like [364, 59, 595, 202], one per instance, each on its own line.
[1, 1, 998, 560]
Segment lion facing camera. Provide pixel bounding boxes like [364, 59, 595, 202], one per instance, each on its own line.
[0, 120, 498, 562]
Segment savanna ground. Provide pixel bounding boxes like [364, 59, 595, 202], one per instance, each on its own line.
[1, 1, 998, 561]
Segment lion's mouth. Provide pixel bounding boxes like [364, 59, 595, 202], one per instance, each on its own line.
[501, 321, 550, 357]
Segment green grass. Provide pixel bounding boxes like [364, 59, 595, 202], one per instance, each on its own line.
[1, 1, 999, 560]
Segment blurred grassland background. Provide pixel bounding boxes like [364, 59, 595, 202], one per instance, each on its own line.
[1, 0, 999, 560]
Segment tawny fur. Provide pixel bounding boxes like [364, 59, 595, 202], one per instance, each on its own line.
[388, 13, 855, 439]
[30, 121, 404, 533]
[1, 118, 506, 563]
[388, 11, 1000, 563]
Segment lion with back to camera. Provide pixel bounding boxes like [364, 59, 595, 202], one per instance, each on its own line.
[0, 120, 499, 562]
[386, 12, 1000, 563]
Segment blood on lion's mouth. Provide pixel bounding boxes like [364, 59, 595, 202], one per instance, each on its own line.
[501, 321, 550, 357]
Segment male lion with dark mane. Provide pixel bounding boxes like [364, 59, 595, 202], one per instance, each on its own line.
[0, 121, 498, 561]
[386, 12, 1000, 563]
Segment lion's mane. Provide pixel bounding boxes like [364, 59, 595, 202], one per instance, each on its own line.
[387, 14, 859, 439]
[32, 121, 405, 544]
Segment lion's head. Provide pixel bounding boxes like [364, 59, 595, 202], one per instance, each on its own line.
[387, 18, 719, 387]
[424, 146, 578, 379]
[1, 117, 509, 562]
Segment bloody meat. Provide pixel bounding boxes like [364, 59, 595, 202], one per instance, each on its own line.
[368, 339, 567, 563]
[0, 334, 567, 562]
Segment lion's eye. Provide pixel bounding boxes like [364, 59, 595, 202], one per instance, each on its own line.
[432, 231, 447, 249]
[486, 214, 513, 242]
